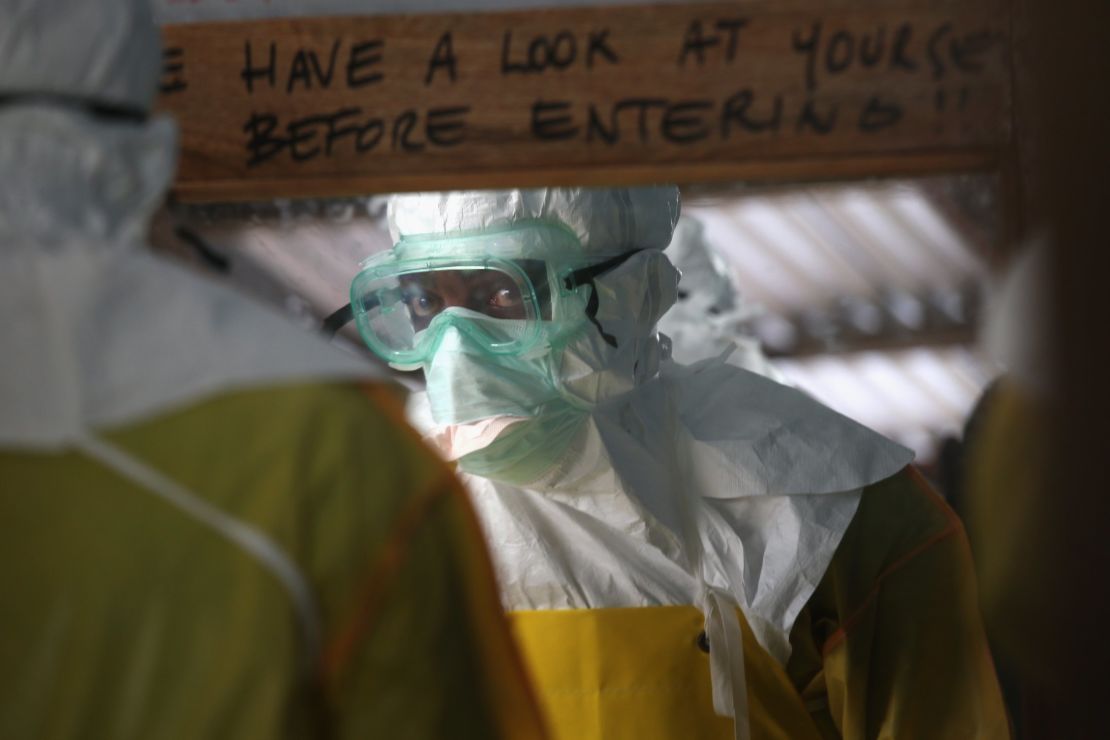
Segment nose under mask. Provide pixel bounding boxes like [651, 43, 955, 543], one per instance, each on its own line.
[422, 324, 564, 426]
[422, 325, 590, 485]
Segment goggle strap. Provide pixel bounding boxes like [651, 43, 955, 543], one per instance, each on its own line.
[0, 92, 148, 124]
[584, 283, 619, 348]
[562, 250, 643, 348]
[321, 303, 354, 338]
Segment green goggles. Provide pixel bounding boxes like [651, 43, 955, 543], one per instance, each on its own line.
[347, 223, 640, 368]
[350, 255, 551, 367]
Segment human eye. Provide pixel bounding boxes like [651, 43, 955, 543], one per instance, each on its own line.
[488, 286, 522, 309]
[403, 286, 443, 317]
[475, 273, 524, 311]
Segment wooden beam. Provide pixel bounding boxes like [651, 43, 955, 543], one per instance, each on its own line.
[158, 0, 1011, 201]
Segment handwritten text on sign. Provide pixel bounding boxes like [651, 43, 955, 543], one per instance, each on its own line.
[157, 1, 1010, 199]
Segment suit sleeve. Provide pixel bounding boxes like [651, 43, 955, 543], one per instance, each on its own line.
[314, 384, 547, 740]
[808, 471, 1011, 739]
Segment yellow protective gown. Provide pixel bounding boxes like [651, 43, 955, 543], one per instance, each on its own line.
[0, 383, 545, 740]
[510, 468, 1009, 739]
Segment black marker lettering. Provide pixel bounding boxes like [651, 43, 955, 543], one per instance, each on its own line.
[587, 29, 619, 68]
[858, 95, 903, 131]
[425, 32, 458, 85]
[355, 118, 384, 151]
[678, 20, 719, 67]
[662, 100, 712, 143]
[287, 115, 323, 160]
[550, 31, 577, 69]
[241, 41, 276, 94]
[426, 105, 470, 146]
[859, 27, 886, 67]
[392, 110, 424, 152]
[586, 104, 619, 144]
[160, 47, 187, 95]
[532, 99, 579, 140]
[323, 108, 362, 155]
[243, 111, 284, 166]
[714, 18, 749, 62]
[286, 50, 312, 93]
[309, 40, 341, 88]
[890, 23, 917, 72]
[501, 31, 528, 74]
[621, 98, 668, 140]
[527, 36, 550, 70]
[826, 30, 854, 74]
[347, 40, 384, 88]
[797, 98, 838, 134]
[791, 22, 822, 92]
[951, 30, 997, 74]
[721, 89, 783, 136]
[927, 22, 953, 80]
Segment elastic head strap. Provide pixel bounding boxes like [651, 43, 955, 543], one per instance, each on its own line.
[0, 92, 148, 124]
[321, 303, 354, 338]
[562, 250, 643, 348]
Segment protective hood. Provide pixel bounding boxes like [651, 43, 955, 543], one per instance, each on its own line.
[0, 108, 378, 449]
[658, 216, 786, 381]
[384, 186, 682, 419]
[0, 0, 161, 112]
[388, 187, 681, 255]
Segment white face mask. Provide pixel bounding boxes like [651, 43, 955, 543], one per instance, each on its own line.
[422, 324, 566, 426]
[420, 323, 589, 486]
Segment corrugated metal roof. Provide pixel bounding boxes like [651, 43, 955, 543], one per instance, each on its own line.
[775, 347, 995, 462]
[684, 180, 988, 314]
[683, 177, 999, 463]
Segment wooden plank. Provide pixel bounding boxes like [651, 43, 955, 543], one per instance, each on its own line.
[157, 0, 1011, 201]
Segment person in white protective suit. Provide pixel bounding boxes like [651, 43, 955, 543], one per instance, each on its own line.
[657, 215, 787, 381]
[0, 2, 545, 738]
[348, 186, 1010, 740]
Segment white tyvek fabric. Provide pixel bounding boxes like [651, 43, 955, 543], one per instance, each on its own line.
[0, 0, 161, 111]
[556, 249, 677, 405]
[0, 107, 379, 450]
[398, 186, 911, 727]
[388, 187, 681, 254]
[659, 216, 789, 382]
[0, 106, 174, 249]
[408, 353, 912, 665]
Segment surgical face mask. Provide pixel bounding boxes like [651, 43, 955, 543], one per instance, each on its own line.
[421, 318, 568, 424]
[456, 401, 590, 486]
[418, 320, 591, 484]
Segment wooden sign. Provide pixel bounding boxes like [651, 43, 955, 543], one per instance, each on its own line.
[157, 0, 1011, 201]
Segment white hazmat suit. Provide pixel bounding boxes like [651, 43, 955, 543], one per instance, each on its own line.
[345, 188, 962, 739]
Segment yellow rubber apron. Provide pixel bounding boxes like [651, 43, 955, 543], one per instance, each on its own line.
[510, 605, 823, 740]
